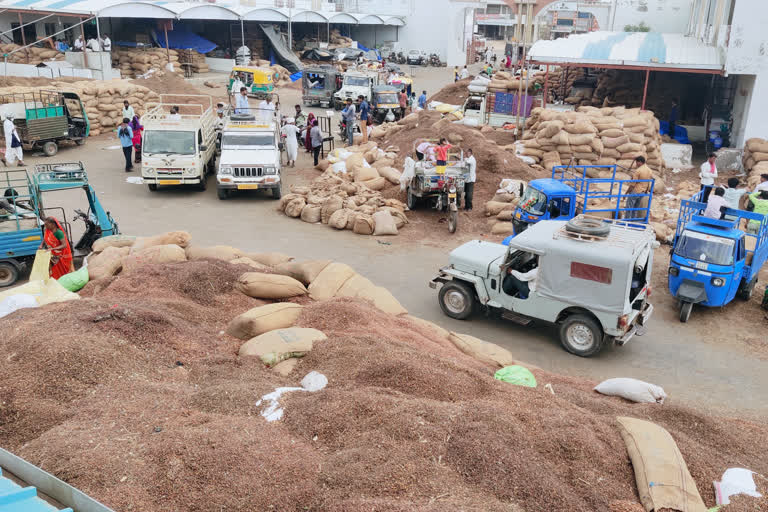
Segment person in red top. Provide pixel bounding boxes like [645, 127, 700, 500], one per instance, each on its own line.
[130, 115, 143, 163]
[398, 88, 408, 119]
[435, 138, 452, 174]
[40, 217, 74, 279]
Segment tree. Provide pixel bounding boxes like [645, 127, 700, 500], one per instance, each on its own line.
[624, 22, 651, 33]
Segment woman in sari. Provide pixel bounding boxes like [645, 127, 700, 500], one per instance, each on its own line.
[304, 112, 316, 152]
[130, 115, 143, 163]
[40, 217, 74, 279]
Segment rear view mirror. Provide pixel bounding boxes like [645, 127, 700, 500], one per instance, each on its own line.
[199, 145, 208, 152]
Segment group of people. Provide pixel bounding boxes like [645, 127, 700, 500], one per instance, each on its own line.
[72, 34, 111, 52]
[414, 139, 477, 211]
[116, 100, 143, 172]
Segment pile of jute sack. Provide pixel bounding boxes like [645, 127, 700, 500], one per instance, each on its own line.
[485, 70, 543, 94]
[281, 143, 408, 236]
[114, 47, 184, 78]
[742, 138, 768, 190]
[0, 80, 160, 136]
[0, 42, 64, 65]
[482, 179, 526, 237]
[520, 106, 667, 177]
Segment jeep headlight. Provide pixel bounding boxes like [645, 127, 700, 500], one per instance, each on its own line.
[219, 166, 233, 175]
[144, 167, 155, 175]
[263, 167, 276, 175]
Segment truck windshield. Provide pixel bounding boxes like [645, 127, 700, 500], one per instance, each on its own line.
[519, 187, 547, 216]
[376, 93, 398, 104]
[675, 230, 735, 266]
[143, 130, 195, 155]
[345, 77, 369, 87]
[221, 133, 273, 149]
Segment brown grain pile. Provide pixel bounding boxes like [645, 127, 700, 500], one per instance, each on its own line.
[427, 77, 473, 105]
[1, 256, 766, 511]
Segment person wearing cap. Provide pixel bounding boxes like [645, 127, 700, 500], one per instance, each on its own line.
[3, 115, 24, 167]
[280, 117, 299, 167]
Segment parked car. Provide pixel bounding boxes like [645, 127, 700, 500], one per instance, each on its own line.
[406, 49, 424, 66]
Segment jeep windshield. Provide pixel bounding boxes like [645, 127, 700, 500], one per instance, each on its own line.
[221, 133, 274, 149]
[344, 76, 369, 87]
[143, 130, 195, 155]
[675, 230, 735, 266]
[376, 93, 398, 105]
[519, 186, 547, 216]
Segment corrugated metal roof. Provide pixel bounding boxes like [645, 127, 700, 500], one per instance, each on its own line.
[529, 31, 724, 71]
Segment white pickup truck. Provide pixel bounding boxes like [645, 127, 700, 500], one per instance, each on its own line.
[216, 111, 281, 200]
[141, 95, 217, 192]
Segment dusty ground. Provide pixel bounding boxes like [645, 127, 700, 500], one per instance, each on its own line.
[8, 63, 768, 417]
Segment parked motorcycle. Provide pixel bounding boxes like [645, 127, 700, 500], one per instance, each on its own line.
[73, 208, 104, 255]
[338, 118, 361, 144]
[396, 52, 407, 65]
[429, 54, 442, 67]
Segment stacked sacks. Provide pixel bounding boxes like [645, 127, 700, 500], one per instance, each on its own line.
[521, 106, 665, 182]
[486, 70, 540, 94]
[187, 50, 209, 74]
[114, 48, 183, 78]
[743, 138, 768, 190]
[530, 67, 586, 102]
[0, 79, 160, 137]
[484, 179, 525, 236]
[0, 43, 64, 65]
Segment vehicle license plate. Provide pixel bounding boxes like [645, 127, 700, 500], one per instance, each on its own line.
[238, 184, 259, 190]
[158, 180, 180, 185]
[448, 193, 456, 199]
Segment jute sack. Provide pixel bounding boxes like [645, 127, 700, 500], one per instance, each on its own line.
[497, 210, 514, 221]
[300, 204, 322, 223]
[378, 167, 402, 185]
[230, 257, 270, 271]
[335, 272, 374, 297]
[746, 138, 768, 153]
[92, 235, 136, 253]
[361, 177, 387, 191]
[272, 260, 332, 285]
[602, 135, 629, 149]
[485, 201, 515, 216]
[405, 314, 450, 339]
[566, 133, 594, 146]
[308, 262, 356, 300]
[122, 244, 186, 273]
[372, 210, 398, 236]
[285, 197, 306, 217]
[321, 196, 344, 224]
[617, 417, 707, 512]
[239, 327, 327, 366]
[491, 222, 515, 235]
[600, 128, 625, 138]
[248, 252, 294, 266]
[563, 121, 597, 134]
[329, 208, 350, 229]
[353, 214, 375, 235]
[448, 332, 516, 367]
[186, 245, 244, 261]
[357, 285, 408, 315]
[131, 231, 191, 252]
[236, 272, 307, 299]
[88, 246, 130, 280]
[226, 302, 304, 340]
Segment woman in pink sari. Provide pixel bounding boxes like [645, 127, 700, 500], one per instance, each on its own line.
[304, 112, 316, 152]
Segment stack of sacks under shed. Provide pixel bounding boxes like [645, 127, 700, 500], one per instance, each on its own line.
[742, 138, 768, 190]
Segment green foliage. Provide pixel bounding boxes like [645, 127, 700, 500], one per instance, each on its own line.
[624, 22, 651, 33]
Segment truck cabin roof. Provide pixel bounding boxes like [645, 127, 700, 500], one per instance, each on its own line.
[529, 178, 578, 196]
[684, 215, 743, 240]
[373, 85, 399, 93]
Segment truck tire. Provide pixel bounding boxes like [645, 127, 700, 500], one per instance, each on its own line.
[737, 277, 756, 300]
[559, 314, 604, 357]
[679, 301, 693, 323]
[565, 217, 610, 237]
[272, 185, 282, 200]
[438, 280, 475, 320]
[406, 187, 418, 210]
[75, 138, 86, 146]
[0, 262, 19, 288]
[448, 209, 457, 233]
[217, 188, 229, 200]
[42, 141, 58, 157]
[198, 175, 208, 191]
[148, 184, 157, 192]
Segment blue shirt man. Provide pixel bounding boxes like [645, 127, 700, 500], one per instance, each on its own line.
[341, 100, 356, 145]
[359, 98, 369, 121]
[418, 91, 427, 109]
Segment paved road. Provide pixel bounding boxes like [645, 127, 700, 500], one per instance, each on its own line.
[17, 66, 768, 416]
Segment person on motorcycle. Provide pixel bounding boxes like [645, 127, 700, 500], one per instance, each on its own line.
[294, 104, 307, 131]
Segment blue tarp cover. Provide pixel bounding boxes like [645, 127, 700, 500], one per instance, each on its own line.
[152, 24, 217, 54]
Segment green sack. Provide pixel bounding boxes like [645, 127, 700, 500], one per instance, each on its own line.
[57, 266, 89, 292]
[494, 365, 537, 388]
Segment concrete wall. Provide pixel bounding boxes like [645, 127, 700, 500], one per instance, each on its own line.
[726, 0, 768, 144]
[349, 25, 398, 49]
[396, 0, 474, 66]
[607, 0, 691, 33]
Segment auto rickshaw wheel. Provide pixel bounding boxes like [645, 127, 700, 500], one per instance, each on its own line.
[406, 187, 418, 209]
[679, 301, 692, 323]
[75, 138, 86, 146]
[448, 209, 457, 233]
[0, 262, 19, 288]
[148, 184, 158, 192]
[42, 141, 58, 157]
[737, 277, 757, 300]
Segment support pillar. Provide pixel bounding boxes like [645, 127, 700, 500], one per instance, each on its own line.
[543, 64, 549, 109]
[80, 19, 88, 67]
[641, 68, 650, 110]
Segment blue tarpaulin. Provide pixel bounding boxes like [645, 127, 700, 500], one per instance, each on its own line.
[152, 24, 217, 54]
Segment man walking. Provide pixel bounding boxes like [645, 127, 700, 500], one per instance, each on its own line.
[117, 118, 134, 172]
[358, 95, 370, 144]
[341, 98, 356, 145]
[122, 100, 135, 122]
[310, 119, 323, 166]
[398, 88, 408, 119]
[625, 156, 653, 219]
[418, 90, 427, 110]
[464, 148, 476, 211]
[460, 65, 469, 80]
[2, 115, 24, 167]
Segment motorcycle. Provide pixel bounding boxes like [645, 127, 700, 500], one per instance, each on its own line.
[437, 176, 459, 233]
[338, 118, 361, 144]
[73, 208, 104, 255]
[396, 52, 407, 65]
[429, 54, 442, 67]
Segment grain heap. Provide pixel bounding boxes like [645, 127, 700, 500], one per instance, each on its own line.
[280, 142, 409, 236]
[0, 80, 160, 136]
[742, 138, 768, 190]
[186, 50, 209, 73]
[0, 42, 64, 64]
[329, 28, 354, 47]
[1, 232, 766, 511]
[520, 106, 666, 178]
[114, 47, 183, 78]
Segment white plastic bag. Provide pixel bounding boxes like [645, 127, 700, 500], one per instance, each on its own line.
[714, 468, 763, 505]
[468, 84, 487, 94]
[594, 378, 667, 404]
[400, 156, 416, 192]
[0, 293, 38, 319]
[331, 161, 347, 174]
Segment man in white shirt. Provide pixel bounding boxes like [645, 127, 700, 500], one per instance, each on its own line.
[755, 173, 768, 193]
[723, 177, 747, 211]
[231, 74, 245, 99]
[3, 115, 24, 166]
[74, 35, 84, 51]
[704, 187, 728, 219]
[167, 106, 181, 121]
[86, 37, 100, 52]
[258, 95, 275, 122]
[235, 88, 250, 114]
[460, 65, 469, 79]
[502, 254, 538, 299]
[122, 101, 135, 122]
[101, 34, 111, 52]
[464, 148, 476, 211]
[699, 153, 718, 203]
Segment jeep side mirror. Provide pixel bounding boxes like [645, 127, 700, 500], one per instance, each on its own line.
[199, 145, 207, 152]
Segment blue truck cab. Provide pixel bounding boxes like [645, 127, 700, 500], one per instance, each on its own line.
[0, 163, 118, 287]
[669, 193, 768, 322]
[510, 165, 654, 237]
